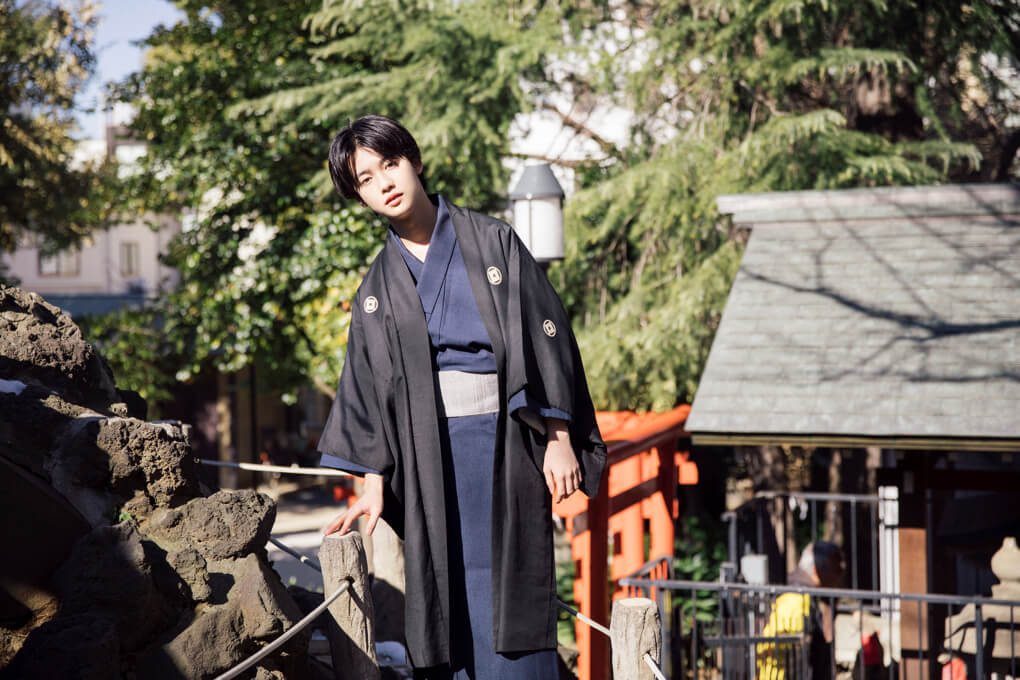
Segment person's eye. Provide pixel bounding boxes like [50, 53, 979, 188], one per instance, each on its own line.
[385, 159, 399, 168]
[360, 175, 372, 185]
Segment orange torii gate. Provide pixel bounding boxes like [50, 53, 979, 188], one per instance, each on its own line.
[552, 405, 697, 680]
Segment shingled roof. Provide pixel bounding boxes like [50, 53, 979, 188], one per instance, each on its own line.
[686, 183, 1020, 451]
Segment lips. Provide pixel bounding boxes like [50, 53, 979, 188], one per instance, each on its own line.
[385, 193, 402, 207]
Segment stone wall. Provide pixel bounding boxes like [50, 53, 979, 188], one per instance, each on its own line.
[0, 286, 326, 679]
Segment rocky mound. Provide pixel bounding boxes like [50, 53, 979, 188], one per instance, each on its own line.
[0, 287, 325, 679]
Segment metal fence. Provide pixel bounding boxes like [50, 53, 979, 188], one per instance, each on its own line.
[619, 576, 1020, 680]
[723, 490, 899, 592]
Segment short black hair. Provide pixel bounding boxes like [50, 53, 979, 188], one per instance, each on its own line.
[328, 115, 424, 200]
[798, 541, 844, 587]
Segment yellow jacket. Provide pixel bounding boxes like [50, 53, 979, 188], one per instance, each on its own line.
[757, 592, 811, 680]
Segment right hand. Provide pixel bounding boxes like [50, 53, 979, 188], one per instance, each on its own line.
[323, 473, 384, 536]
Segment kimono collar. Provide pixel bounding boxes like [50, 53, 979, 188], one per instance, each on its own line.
[389, 195, 457, 321]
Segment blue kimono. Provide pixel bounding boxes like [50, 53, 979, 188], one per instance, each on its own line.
[317, 196, 606, 675]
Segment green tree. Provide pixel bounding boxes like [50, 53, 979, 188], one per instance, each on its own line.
[107, 0, 565, 400]
[104, 0, 1017, 412]
[76, 306, 180, 406]
[548, 0, 1016, 410]
[107, 0, 359, 397]
[0, 0, 111, 265]
[235, 0, 566, 212]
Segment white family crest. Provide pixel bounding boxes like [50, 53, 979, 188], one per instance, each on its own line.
[363, 296, 379, 314]
[486, 266, 503, 285]
[542, 320, 557, 337]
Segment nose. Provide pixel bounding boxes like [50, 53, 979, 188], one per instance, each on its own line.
[380, 170, 395, 192]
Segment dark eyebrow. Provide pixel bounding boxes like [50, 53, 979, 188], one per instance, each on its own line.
[355, 156, 395, 178]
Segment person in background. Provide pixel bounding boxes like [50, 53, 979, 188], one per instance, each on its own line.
[758, 541, 845, 680]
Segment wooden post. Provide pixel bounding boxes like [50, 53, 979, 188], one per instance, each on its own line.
[319, 532, 380, 680]
[610, 598, 662, 680]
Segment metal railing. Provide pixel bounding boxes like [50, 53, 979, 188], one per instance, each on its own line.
[619, 575, 1020, 680]
[723, 490, 895, 592]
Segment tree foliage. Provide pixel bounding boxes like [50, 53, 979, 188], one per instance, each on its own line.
[102, 0, 1017, 410]
[108, 0, 360, 396]
[0, 0, 112, 261]
[234, 0, 564, 212]
[76, 306, 180, 407]
[106, 0, 562, 399]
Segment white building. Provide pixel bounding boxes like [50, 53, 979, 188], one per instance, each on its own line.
[2, 125, 180, 317]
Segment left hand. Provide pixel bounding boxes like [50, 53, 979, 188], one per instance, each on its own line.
[323, 473, 384, 537]
[543, 418, 582, 503]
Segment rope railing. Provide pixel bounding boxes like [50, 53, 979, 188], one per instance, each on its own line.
[269, 535, 614, 641]
[269, 535, 669, 678]
[555, 599, 611, 638]
[198, 459, 352, 477]
[213, 579, 351, 680]
[269, 536, 322, 572]
[644, 652, 668, 680]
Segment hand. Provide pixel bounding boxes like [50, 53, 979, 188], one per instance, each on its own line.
[323, 473, 384, 536]
[543, 418, 582, 503]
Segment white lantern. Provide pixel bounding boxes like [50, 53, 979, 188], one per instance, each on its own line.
[509, 164, 565, 263]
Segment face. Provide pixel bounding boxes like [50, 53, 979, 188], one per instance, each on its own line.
[352, 146, 425, 221]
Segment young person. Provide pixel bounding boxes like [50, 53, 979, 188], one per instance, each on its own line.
[317, 115, 606, 679]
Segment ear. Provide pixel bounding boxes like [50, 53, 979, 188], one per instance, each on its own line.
[413, 159, 424, 175]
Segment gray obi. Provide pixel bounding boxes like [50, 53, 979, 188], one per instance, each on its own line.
[435, 370, 499, 418]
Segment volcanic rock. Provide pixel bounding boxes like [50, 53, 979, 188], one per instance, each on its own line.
[0, 614, 119, 680]
[137, 553, 307, 679]
[0, 287, 316, 678]
[0, 287, 119, 412]
[167, 548, 212, 603]
[51, 522, 176, 652]
[145, 488, 275, 561]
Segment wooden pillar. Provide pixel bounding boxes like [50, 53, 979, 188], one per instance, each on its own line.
[571, 525, 590, 676]
[611, 452, 645, 593]
[897, 452, 930, 680]
[224, 367, 257, 489]
[646, 442, 675, 562]
[576, 476, 610, 680]
[320, 532, 380, 680]
[215, 370, 254, 489]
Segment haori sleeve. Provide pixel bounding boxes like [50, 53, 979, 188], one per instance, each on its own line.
[508, 388, 571, 433]
[507, 228, 607, 497]
[316, 311, 394, 479]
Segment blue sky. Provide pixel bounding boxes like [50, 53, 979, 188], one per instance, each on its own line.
[75, 0, 185, 139]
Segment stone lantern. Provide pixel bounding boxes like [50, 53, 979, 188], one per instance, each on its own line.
[941, 537, 1020, 676]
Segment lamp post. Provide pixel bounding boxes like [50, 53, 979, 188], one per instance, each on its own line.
[509, 163, 565, 265]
